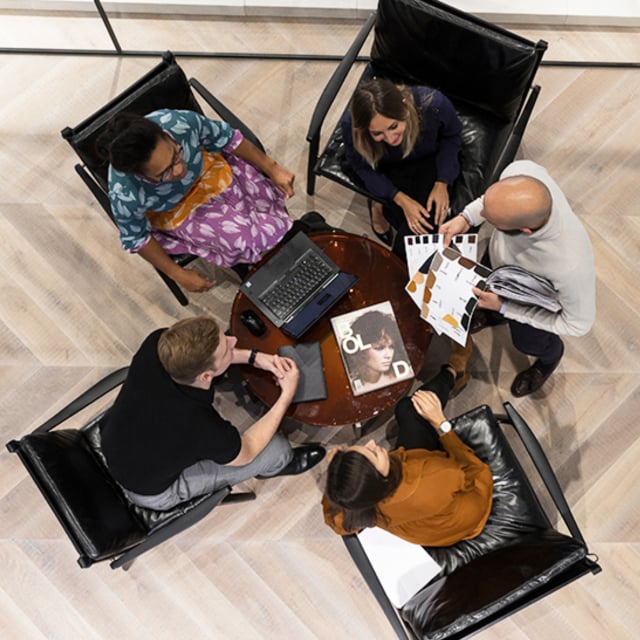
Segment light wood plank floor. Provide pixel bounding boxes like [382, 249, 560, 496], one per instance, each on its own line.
[1, 13, 639, 640]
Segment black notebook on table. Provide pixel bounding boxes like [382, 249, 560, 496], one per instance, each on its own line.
[277, 341, 327, 403]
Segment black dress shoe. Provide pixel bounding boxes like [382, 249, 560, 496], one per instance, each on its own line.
[299, 210, 333, 232]
[367, 199, 393, 246]
[511, 360, 561, 397]
[261, 445, 326, 478]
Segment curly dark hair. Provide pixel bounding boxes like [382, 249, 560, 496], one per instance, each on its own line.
[96, 112, 165, 174]
[345, 310, 402, 382]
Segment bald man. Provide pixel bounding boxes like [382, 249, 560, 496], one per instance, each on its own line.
[440, 160, 595, 397]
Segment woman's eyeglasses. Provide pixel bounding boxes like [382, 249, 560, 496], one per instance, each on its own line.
[157, 144, 184, 182]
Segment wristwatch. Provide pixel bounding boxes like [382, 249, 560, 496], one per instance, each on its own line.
[436, 420, 452, 436]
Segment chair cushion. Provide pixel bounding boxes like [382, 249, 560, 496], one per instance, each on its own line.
[18, 430, 147, 563]
[85, 420, 214, 533]
[423, 405, 550, 575]
[452, 106, 509, 213]
[401, 529, 587, 640]
[397, 405, 586, 638]
[371, 0, 543, 122]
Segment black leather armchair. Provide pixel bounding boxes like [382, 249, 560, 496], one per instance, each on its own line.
[306, 0, 547, 214]
[342, 403, 601, 639]
[61, 51, 264, 306]
[6, 368, 256, 570]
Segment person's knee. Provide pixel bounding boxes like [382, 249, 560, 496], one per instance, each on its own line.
[395, 397, 415, 424]
[510, 323, 562, 359]
[259, 433, 294, 469]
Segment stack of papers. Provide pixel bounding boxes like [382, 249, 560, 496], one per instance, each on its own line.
[404, 235, 562, 347]
[487, 265, 561, 312]
[404, 234, 479, 310]
[357, 527, 442, 608]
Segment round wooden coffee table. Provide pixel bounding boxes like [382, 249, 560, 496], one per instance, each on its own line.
[230, 232, 430, 427]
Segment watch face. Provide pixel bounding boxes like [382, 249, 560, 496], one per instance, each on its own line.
[439, 421, 452, 434]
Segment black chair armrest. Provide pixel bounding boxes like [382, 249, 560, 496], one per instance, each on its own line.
[501, 401, 586, 546]
[305, 11, 376, 194]
[33, 367, 129, 434]
[343, 534, 409, 640]
[189, 78, 265, 152]
[305, 11, 375, 145]
[74, 164, 113, 221]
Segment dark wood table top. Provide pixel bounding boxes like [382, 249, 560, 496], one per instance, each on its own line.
[230, 232, 430, 427]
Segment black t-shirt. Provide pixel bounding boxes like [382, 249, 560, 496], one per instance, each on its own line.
[101, 329, 242, 495]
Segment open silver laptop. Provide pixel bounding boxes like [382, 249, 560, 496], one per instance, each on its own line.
[240, 232, 358, 338]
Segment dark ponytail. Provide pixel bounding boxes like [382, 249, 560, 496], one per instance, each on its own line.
[325, 450, 402, 531]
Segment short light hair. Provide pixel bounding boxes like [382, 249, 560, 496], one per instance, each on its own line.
[157, 317, 221, 384]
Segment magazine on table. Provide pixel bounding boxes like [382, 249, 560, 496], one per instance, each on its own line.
[330, 301, 414, 396]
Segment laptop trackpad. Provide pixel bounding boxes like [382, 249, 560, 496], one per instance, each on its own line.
[281, 272, 358, 338]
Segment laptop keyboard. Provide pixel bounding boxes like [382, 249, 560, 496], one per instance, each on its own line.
[260, 251, 334, 320]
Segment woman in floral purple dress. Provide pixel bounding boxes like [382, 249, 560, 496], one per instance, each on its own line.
[101, 108, 295, 292]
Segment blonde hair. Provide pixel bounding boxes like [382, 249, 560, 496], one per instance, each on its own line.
[350, 79, 420, 168]
[157, 317, 221, 384]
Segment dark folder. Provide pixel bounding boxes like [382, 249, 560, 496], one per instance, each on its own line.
[277, 342, 327, 403]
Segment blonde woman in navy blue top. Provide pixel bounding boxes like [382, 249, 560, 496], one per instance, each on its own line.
[342, 79, 462, 258]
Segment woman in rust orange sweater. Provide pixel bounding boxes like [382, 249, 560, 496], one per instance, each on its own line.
[323, 367, 493, 546]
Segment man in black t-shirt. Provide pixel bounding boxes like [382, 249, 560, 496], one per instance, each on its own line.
[101, 316, 325, 510]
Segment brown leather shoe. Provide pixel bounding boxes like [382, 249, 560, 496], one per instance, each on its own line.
[511, 361, 560, 397]
[450, 370, 470, 397]
[448, 337, 474, 397]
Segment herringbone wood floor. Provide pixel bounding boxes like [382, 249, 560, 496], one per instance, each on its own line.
[1, 13, 639, 640]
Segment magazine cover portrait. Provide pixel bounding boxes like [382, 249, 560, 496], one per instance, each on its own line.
[331, 301, 414, 396]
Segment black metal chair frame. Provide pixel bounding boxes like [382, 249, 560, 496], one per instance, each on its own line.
[6, 367, 256, 570]
[61, 51, 264, 306]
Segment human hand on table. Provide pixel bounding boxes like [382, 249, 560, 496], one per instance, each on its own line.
[254, 353, 294, 378]
[273, 357, 300, 401]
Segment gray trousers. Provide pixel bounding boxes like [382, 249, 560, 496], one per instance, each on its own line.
[124, 433, 293, 510]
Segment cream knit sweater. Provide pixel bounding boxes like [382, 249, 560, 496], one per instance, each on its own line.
[463, 160, 595, 337]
